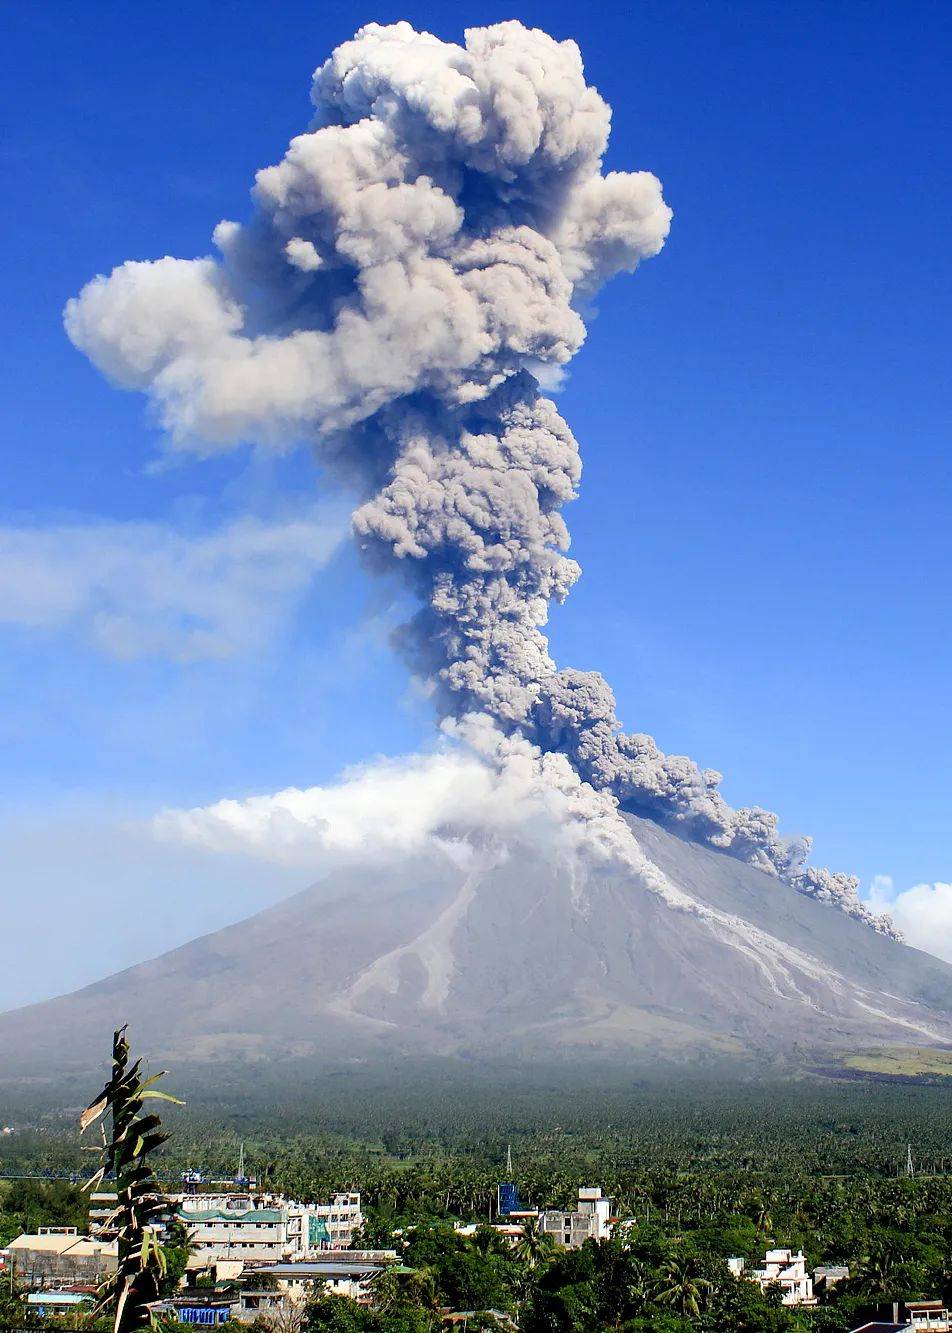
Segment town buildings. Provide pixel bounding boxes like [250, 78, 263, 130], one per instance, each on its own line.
[538, 1187, 615, 1249]
[177, 1190, 363, 1264]
[252, 1257, 398, 1306]
[814, 1264, 851, 1294]
[5, 1228, 117, 1288]
[850, 1308, 951, 1333]
[455, 1186, 615, 1251]
[88, 1187, 364, 1267]
[905, 1302, 952, 1331]
[727, 1248, 817, 1307]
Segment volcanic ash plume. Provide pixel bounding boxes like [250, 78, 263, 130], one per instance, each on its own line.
[65, 20, 896, 937]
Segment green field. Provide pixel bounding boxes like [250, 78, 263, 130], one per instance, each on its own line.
[841, 1047, 952, 1078]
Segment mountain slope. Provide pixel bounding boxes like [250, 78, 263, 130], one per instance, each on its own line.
[1, 813, 950, 1080]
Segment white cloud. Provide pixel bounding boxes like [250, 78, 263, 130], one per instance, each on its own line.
[866, 874, 952, 963]
[152, 712, 638, 873]
[0, 504, 348, 662]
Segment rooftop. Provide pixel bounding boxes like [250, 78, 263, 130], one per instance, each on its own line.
[848, 1324, 912, 1333]
[10, 1232, 83, 1254]
[257, 1261, 389, 1278]
[26, 1291, 93, 1306]
[178, 1208, 285, 1223]
[9, 1232, 118, 1259]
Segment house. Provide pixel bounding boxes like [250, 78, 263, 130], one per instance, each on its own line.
[814, 1264, 851, 1293]
[850, 1305, 950, 1333]
[727, 1249, 816, 1307]
[25, 1289, 95, 1318]
[848, 1324, 913, 1332]
[251, 1257, 402, 1306]
[905, 1302, 951, 1332]
[455, 1222, 527, 1244]
[151, 1293, 240, 1326]
[236, 1289, 290, 1323]
[538, 1187, 614, 1248]
[441, 1311, 518, 1329]
[7, 1229, 118, 1287]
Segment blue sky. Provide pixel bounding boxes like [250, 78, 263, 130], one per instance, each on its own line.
[2, 0, 950, 1006]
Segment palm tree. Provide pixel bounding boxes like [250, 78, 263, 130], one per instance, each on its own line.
[856, 1241, 905, 1295]
[754, 1203, 773, 1235]
[371, 1264, 438, 1316]
[623, 1259, 654, 1314]
[370, 1266, 405, 1314]
[652, 1257, 713, 1318]
[513, 1217, 555, 1270]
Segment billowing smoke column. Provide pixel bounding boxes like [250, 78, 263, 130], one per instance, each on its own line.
[65, 20, 896, 938]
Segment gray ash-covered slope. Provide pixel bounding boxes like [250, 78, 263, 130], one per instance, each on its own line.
[1, 813, 950, 1079]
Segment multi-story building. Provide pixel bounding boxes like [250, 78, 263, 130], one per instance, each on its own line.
[179, 1201, 300, 1266]
[89, 1188, 363, 1265]
[538, 1188, 614, 1249]
[176, 1191, 363, 1266]
[312, 1193, 363, 1249]
[728, 1249, 816, 1307]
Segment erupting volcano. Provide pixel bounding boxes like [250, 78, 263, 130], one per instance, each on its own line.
[2, 20, 949, 1078]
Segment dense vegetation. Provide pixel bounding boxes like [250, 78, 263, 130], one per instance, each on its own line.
[2, 1069, 950, 1330]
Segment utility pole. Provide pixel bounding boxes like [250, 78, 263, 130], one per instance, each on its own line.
[905, 1145, 914, 1179]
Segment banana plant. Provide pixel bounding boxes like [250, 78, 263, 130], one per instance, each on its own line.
[81, 1027, 184, 1333]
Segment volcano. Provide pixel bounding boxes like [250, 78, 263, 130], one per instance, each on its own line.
[2, 812, 950, 1083]
[33, 20, 947, 1098]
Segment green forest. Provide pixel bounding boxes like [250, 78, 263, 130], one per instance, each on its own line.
[2, 1070, 950, 1331]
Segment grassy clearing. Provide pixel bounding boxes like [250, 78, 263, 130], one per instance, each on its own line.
[842, 1047, 952, 1077]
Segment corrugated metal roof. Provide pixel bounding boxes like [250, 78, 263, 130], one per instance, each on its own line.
[26, 1291, 92, 1306]
[9, 1233, 81, 1253]
[63, 1240, 118, 1257]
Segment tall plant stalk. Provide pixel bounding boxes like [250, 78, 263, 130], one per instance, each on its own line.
[81, 1027, 183, 1333]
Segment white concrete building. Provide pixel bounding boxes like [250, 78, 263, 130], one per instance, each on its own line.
[539, 1188, 614, 1249]
[91, 1187, 363, 1264]
[252, 1258, 393, 1306]
[905, 1301, 951, 1332]
[312, 1192, 363, 1249]
[727, 1249, 816, 1307]
[176, 1190, 363, 1266]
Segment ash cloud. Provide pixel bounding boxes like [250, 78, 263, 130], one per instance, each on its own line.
[153, 714, 643, 882]
[66, 20, 896, 938]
